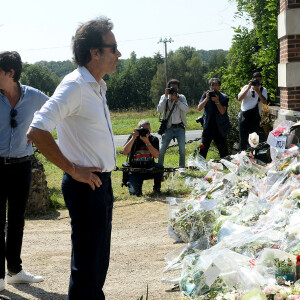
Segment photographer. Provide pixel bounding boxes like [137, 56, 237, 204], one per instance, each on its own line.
[157, 79, 189, 172]
[123, 120, 163, 196]
[197, 78, 231, 159]
[238, 72, 268, 150]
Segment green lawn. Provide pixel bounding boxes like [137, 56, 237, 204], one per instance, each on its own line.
[42, 107, 217, 209]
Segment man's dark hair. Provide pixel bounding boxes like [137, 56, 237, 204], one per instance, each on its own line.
[209, 78, 221, 86]
[72, 16, 114, 66]
[252, 72, 262, 78]
[167, 79, 180, 88]
[0, 51, 22, 82]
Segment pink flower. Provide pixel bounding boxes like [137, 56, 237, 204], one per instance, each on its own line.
[287, 296, 300, 300]
[263, 286, 274, 295]
[274, 294, 284, 300]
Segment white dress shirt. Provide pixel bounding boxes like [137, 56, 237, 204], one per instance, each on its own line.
[30, 66, 116, 172]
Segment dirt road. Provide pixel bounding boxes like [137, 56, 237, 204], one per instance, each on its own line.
[0, 199, 182, 300]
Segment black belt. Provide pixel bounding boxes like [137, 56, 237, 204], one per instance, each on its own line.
[171, 123, 184, 128]
[0, 156, 31, 165]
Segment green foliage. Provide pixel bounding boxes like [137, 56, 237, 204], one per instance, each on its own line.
[227, 99, 241, 154]
[37, 60, 76, 79]
[21, 63, 60, 96]
[220, 0, 279, 102]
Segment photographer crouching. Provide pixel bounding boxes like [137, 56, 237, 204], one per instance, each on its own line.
[197, 78, 231, 159]
[157, 79, 189, 173]
[122, 120, 163, 196]
[238, 72, 268, 150]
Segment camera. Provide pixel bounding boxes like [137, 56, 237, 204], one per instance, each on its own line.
[251, 79, 260, 86]
[208, 90, 219, 98]
[136, 127, 149, 137]
[195, 116, 204, 126]
[167, 86, 177, 95]
[158, 119, 168, 135]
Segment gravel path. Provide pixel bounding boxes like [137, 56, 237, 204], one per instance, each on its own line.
[0, 199, 182, 300]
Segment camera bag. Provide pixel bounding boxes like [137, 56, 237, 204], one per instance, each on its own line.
[158, 101, 176, 135]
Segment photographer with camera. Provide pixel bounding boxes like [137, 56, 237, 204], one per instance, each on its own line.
[123, 120, 163, 196]
[197, 78, 231, 159]
[238, 72, 268, 150]
[157, 79, 189, 172]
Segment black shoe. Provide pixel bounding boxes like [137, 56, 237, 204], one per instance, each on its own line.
[153, 188, 161, 195]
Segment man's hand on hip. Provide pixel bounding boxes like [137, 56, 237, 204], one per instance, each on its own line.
[71, 164, 102, 190]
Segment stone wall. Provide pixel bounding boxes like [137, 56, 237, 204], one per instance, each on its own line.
[27, 155, 51, 214]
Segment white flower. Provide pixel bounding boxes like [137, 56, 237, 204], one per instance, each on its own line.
[249, 132, 259, 148]
[283, 199, 294, 209]
[291, 189, 300, 199]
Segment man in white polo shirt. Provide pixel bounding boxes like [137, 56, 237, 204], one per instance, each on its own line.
[27, 17, 121, 300]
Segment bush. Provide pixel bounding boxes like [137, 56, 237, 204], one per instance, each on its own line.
[227, 99, 241, 154]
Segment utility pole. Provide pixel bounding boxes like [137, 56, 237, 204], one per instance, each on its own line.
[158, 38, 174, 85]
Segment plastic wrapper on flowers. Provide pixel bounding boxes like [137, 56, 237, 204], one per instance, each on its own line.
[179, 248, 264, 297]
[169, 199, 217, 243]
[187, 151, 208, 171]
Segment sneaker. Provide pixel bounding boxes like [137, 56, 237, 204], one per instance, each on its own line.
[6, 270, 43, 284]
[0, 278, 5, 291]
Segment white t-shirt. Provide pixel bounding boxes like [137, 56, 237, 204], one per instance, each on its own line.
[239, 85, 268, 114]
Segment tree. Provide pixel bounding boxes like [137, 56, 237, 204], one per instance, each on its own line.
[21, 63, 60, 96]
[220, 0, 279, 101]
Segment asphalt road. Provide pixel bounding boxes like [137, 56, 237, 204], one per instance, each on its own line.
[114, 129, 202, 148]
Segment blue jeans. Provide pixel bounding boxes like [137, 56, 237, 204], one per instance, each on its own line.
[158, 126, 186, 167]
[62, 172, 114, 300]
[0, 160, 32, 279]
[127, 162, 163, 195]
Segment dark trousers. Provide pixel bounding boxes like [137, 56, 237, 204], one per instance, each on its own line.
[0, 160, 32, 279]
[200, 127, 228, 159]
[62, 172, 114, 300]
[239, 114, 261, 151]
[127, 162, 163, 195]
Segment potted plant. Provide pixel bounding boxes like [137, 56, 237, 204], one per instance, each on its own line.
[260, 104, 274, 137]
[274, 258, 295, 284]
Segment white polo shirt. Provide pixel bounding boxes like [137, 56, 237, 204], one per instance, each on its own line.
[31, 66, 116, 172]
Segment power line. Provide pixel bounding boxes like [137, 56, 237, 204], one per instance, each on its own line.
[15, 28, 231, 53]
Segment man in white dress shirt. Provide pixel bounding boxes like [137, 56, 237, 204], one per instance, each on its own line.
[27, 17, 121, 300]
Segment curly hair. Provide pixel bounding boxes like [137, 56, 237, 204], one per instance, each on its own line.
[72, 16, 114, 66]
[0, 51, 22, 82]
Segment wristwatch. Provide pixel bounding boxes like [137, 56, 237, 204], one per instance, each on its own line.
[145, 143, 151, 147]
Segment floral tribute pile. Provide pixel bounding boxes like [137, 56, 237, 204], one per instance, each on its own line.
[163, 125, 300, 300]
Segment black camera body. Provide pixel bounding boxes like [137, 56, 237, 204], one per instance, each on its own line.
[195, 116, 204, 126]
[137, 127, 149, 137]
[209, 90, 219, 98]
[251, 79, 260, 86]
[158, 119, 168, 135]
[167, 86, 178, 95]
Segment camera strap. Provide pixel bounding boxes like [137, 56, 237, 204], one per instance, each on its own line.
[159, 101, 177, 123]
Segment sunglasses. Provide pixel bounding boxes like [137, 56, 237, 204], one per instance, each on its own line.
[10, 109, 18, 128]
[99, 43, 118, 54]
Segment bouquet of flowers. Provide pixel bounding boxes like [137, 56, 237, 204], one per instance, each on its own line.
[169, 203, 217, 243]
[231, 180, 251, 198]
[274, 258, 295, 275]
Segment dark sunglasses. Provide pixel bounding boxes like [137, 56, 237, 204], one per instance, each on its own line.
[10, 109, 18, 128]
[99, 43, 118, 54]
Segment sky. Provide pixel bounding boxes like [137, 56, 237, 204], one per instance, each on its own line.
[0, 0, 251, 64]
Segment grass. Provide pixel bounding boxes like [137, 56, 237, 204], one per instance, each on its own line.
[41, 107, 218, 209]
